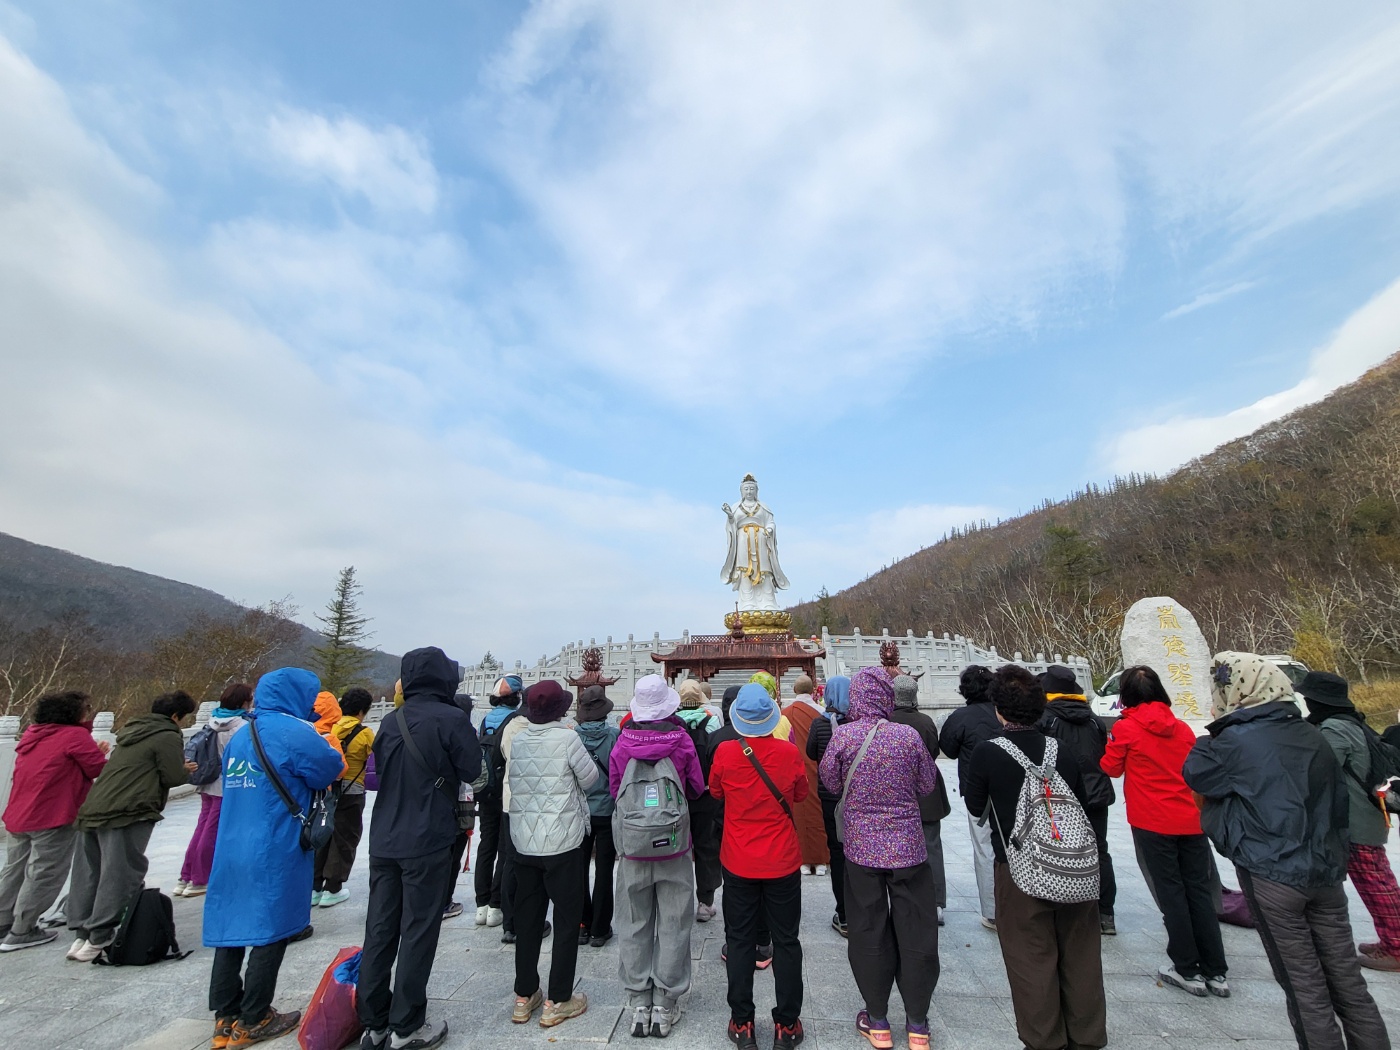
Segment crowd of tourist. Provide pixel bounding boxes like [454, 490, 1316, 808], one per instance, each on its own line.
[0, 646, 1397, 1050]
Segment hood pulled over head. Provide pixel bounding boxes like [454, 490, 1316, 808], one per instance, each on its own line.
[823, 676, 851, 715]
[255, 667, 322, 720]
[401, 647, 458, 705]
[849, 666, 895, 720]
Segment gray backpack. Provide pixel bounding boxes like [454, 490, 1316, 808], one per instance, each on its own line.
[612, 755, 691, 860]
[988, 736, 1100, 904]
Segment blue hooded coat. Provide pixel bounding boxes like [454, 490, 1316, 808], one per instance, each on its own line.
[203, 667, 344, 947]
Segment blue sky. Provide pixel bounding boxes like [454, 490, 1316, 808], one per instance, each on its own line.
[3, 1, 1400, 662]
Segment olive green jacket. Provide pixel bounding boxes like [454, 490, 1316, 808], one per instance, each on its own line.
[75, 714, 190, 830]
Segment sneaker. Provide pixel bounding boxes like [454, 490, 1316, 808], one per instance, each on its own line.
[539, 993, 588, 1028]
[174, 879, 189, 896]
[979, 916, 997, 932]
[1358, 946, 1400, 972]
[856, 1010, 893, 1050]
[1205, 975, 1231, 998]
[1158, 966, 1207, 997]
[0, 929, 57, 952]
[1100, 914, 1117, 936]
[815, 865, 828, 876]
[937, 906, 945, 927]
[652, 1002, 681, 1037]
[486, 907, 504, 927]
[773, 1019, 804, 1049]
[579, 924, 591, 945]
[831, 914, 848, 938]
[389, 1019, 447, 1050]
[475, 905, 489, 925]
[1358, 940, 1381, 954]
[183, 884, 207, 898]
[630, 1005, 651, 1037]
[310, 891, 324, 907]
[227, 1009, 301, 1047]
[501, 930, 517, 945]
[360, 1029, 388, 1049]
[211, 1015, 235, 1049]
[71, 939, 105, 963]
[696, 902, 717, 923]
[440, 900, 462, 920]
[590, 930, 613, 948]
[65, 938, 86, 960]
[320, 890, 350, 909]
[290, 925, 314, 943]
[727, 1020, 758, 1050]
[755, 943, 773, 970]
[511, 989, 543, 1024]
[906, 1021, 930, 1050]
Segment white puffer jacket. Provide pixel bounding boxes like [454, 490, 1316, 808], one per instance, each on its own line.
[506, 721, 599, 856]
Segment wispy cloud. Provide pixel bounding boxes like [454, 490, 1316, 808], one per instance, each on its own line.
[1161, 280, 1259, 320]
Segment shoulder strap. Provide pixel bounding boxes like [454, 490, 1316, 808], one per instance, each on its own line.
[742, 744, 794, 822]
[990, 733, 1056, 780]
[248, 718, 304, 821]
[394, 707, 455, 801]
[841, 720, 883, 798]
[341, 724, 369, 784]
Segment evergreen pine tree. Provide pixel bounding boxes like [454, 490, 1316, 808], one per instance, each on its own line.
[310, 566, 374, 694]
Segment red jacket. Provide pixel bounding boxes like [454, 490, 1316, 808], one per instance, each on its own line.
[1100, 702, 1201, 836]
[3, 722, 108, 833]
[709, 735, 807, 879]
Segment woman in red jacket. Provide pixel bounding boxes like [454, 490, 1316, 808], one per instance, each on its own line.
[0, 691, 108, 951]
[1100, 666, 1228, 997]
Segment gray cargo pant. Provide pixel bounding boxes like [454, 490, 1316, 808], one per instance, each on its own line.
[66, 823, 154, 946]
[0, 825, 77, 936]
[616, 855, 695, 1008]
[1239, 868, 1390, 1050]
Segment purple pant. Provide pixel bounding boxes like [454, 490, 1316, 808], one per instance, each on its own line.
[180, 794, 222, 886]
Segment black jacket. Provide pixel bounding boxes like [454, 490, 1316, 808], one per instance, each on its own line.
[889, 707, 951, 823]
[1038, 699, 1115, 808]
[1182, 700, 1348, 890]
[963, 729, 1088, 864]
[804, 714, 847, 800]
[369, 647, 482, 860]
[939, 700, 1001, 797]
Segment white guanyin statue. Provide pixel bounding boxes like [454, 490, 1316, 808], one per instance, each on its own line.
[721, 474, 790, 613]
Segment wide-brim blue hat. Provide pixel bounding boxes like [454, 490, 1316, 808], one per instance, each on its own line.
[733, 683, 781, 737]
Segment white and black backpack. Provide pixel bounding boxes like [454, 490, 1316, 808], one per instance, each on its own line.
[988, 736, 1100, 904]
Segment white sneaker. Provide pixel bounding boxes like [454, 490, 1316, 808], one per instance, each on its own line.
[651, 1002, 681, 1038]
[311, 890, 324, 907]
[65, 938, 86, 960]
[475, 905, 489, 925]
[1205, 975, 1231, 998]
[173, 880, 189, 896]
[695, 902, 717, 923]
[486, 907, 503, 927]
[389, 1018, 447, 1049]
[320, 890, 350, 908]
[814, 865, 828, 876]
[630, 1005, 650, 1038]
[1159, 966, 1208, 997]
[71, 939, 105, 963]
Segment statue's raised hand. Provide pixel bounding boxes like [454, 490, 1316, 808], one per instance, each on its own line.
[721, 502, 732, 516]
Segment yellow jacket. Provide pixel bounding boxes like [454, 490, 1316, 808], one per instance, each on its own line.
[333, 715, 375, 787]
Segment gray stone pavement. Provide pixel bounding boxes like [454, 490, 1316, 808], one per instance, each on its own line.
[1, 759, 1396, 1050]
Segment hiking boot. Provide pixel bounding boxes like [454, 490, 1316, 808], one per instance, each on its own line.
[440, 900, 462, 920]
[1358, 946, 1400, 972]
[539, 993, 587, 1028]
[831, 914, 848, 938]
[1158, 966, 1207, 997]
[1099, 914, 1116, 936]
[210, 1016, 235, 1049]
[856, 1010, 893, 1050]
[227, 1009, 301, 1047]
[183, 884, 207, 898]
[389, 1019, 447, 1050]
[630, 1005, 651, 1038]
[360, 1029, 388, 1049]
[979, 916, 996, 932]
[590, 930, 613, 948]
[1205, 975, 1231, 998]
[905, 1021, 930, 1050]
[320, 890, 350, 908]
[486, 907, 504, 927]
[511, 989, 543, 1024]
[773, 1019, 804, 1049]
[652, 1002, 681, 1037]
[0, 928, 57, 952]
[474, 905, 489, 925]
[696, 902, 717, 923]
[727, 1020, 758, 1050]
[1358, 940, 1381, 954]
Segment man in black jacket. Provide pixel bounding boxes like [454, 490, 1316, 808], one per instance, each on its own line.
[358, 648, 482, 1050]
[939, 665, 999, 929]
[1037, 666, 1117, 934]
[890, 675, 950, 925]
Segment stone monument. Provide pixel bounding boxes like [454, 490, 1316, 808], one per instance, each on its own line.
[1120, 596, 1211, 719]
[721, 474, 791, 634]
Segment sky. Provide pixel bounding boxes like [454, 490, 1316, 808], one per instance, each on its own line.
[3, 1, 1400, 665]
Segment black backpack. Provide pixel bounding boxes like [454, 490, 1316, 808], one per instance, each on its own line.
[97, 888, 190, 966]
[477, 709, 520, 801]
[1350, 720, 1400, 815]
[679, 712, 716, 784]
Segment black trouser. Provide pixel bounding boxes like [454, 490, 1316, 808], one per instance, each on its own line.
[1239, 868, 1390, 1050]
[314, 792, 366, 894]
[514, 849, 585, 1003]
[210, 941, 288, 1027]
[690, 802, 722, 905]
[1132, 828, 1226, 979]
[579, 816, 617, 937]
[358, 848, 454, 1037]
[448, 829, 471, 904]
[500, 813, 519, 933]
[845, 861, 941, 1024]
[722, 868, 802, 1027]
[474, 796, 505, 908]
[1086, 806, 1116, 916]
[820, 797, 847, 922]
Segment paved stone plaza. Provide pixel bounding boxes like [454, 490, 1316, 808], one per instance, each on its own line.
[1, 760, 1395, 1050]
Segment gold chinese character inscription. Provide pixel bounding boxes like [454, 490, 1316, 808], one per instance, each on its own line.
[1167, 663, 1193, 686]
[1176, 691, 1202, 717]
[1162, 636, 1189, 658]
[1157, 606, 1182, 630]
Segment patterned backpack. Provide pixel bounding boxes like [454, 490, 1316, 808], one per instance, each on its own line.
[989, 736, 1100, 904]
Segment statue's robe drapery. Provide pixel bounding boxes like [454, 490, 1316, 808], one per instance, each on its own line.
[722, 501, 790, 591]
